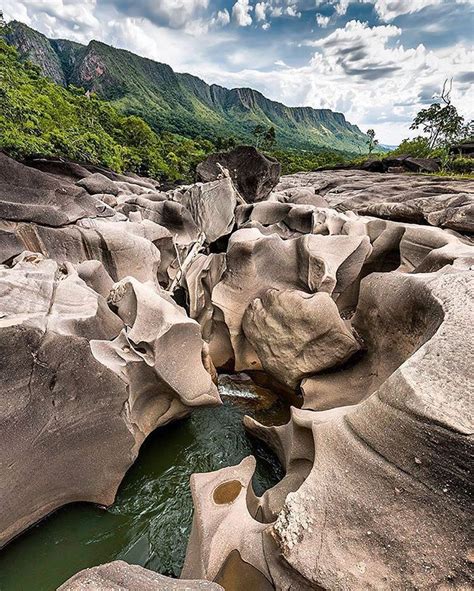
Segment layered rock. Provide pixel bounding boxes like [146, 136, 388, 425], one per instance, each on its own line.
[0, 152, 115, 226]
[275, 169, 474, 232]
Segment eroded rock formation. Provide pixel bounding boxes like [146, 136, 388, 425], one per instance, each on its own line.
[183, 267, 474, 590]
[276, 169, 474, 232]
[0, 153, 225, 548]
[178, 165, 473, 589]
[196, 146, 281, 203]
[0, 149, 472, 591]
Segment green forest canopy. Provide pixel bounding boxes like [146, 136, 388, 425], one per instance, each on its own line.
[0, 39, 351, 181]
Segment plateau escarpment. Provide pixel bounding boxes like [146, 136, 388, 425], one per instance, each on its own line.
[3, 21, 369, 153]
[0, 147, 472, 590]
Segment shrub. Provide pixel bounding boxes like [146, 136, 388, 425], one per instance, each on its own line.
[448, 157, 474, 174]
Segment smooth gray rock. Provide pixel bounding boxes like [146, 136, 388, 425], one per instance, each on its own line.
[58, 561, 223, 590]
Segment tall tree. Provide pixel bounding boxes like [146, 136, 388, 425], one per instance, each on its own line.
[366, 129, 378, 154]
[410, 80, 470, 149]
[252, 124, 266, 148]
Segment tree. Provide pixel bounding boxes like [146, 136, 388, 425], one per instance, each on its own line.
[253, 124, 276, 150]
[410, 80, 471, 149]
[262, 126, 276, 150]
[366, 129, 378, 154]
[252, 124, 266, 148]
[391, 136, 431, 158]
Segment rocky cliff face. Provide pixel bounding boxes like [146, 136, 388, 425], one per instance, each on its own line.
[4, 20, 65, 85]
[3, 21, 369, 153]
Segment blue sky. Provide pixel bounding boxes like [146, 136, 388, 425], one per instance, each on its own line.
[4, 0, 473, 143]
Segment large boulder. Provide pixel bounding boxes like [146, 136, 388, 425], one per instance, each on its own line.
[172, 177, 237, 243]
[242, 289, 360, 390]
[58, 561, 222, 590]
[196, 146, 280, 202]
[402, 156, 441, 173]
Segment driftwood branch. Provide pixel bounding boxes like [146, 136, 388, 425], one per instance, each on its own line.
[216, 163, 247, 206]
[167, 232, 206, 293]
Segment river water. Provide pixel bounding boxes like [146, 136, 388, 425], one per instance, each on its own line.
[0, 375, 290, 591]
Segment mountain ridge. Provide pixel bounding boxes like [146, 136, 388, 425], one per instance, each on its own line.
[4, 20, 369, 153]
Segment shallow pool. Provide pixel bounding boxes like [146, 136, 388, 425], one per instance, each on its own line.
[0, 376, 289, 590]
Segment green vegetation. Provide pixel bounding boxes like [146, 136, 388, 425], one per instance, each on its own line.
[4, 20, 371, 154]
[0, 39, 353, 180]
[0, 39, 214, 181]
[269, 148, 347, 174]
[391, 81, 474, 176]
[252, 125, 276, 150]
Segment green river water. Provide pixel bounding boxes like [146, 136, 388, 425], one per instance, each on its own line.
[0, 375, 289, 591]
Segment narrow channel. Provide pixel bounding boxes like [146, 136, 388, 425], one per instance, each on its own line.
[0, 375, 290, 591]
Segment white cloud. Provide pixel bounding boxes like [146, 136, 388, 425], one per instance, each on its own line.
[232, 0, 253, 26]
[316, 13, 330, 27]
[262, 22, 271, 29]
[211, 9, 230, 27]
[334, 0, 350, 16]
[286, 5, 301, 17]
[313, 0, 472, 22]
[255, 2, 268, 21]
[372, 0, 442, 21]
[3, 0, 99, 40]
[201, 20, 473, 144]
[308, 19, 401, 51]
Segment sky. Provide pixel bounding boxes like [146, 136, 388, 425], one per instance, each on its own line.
[3, 0, 473, 144]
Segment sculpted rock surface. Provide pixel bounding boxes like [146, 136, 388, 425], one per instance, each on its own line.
[117, 197, 200, 247]
[196, 146, 280, 202]
[77, 172, 121, 196]
[0, 152, 113, 226]
[275, 169, 474, 232]
[0, 218, 169, 285]
[243, 289, 360, 389]
[59, 561, 222, 590]
[235, 202, 316, 237]
[0, 151, 472, 591]
[184, 269, 474, 590]
[172, 177, 237, 243]
[91, 277, 221, 438]
[212, 228, 371, 371]
[0, 256, 219, 548]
